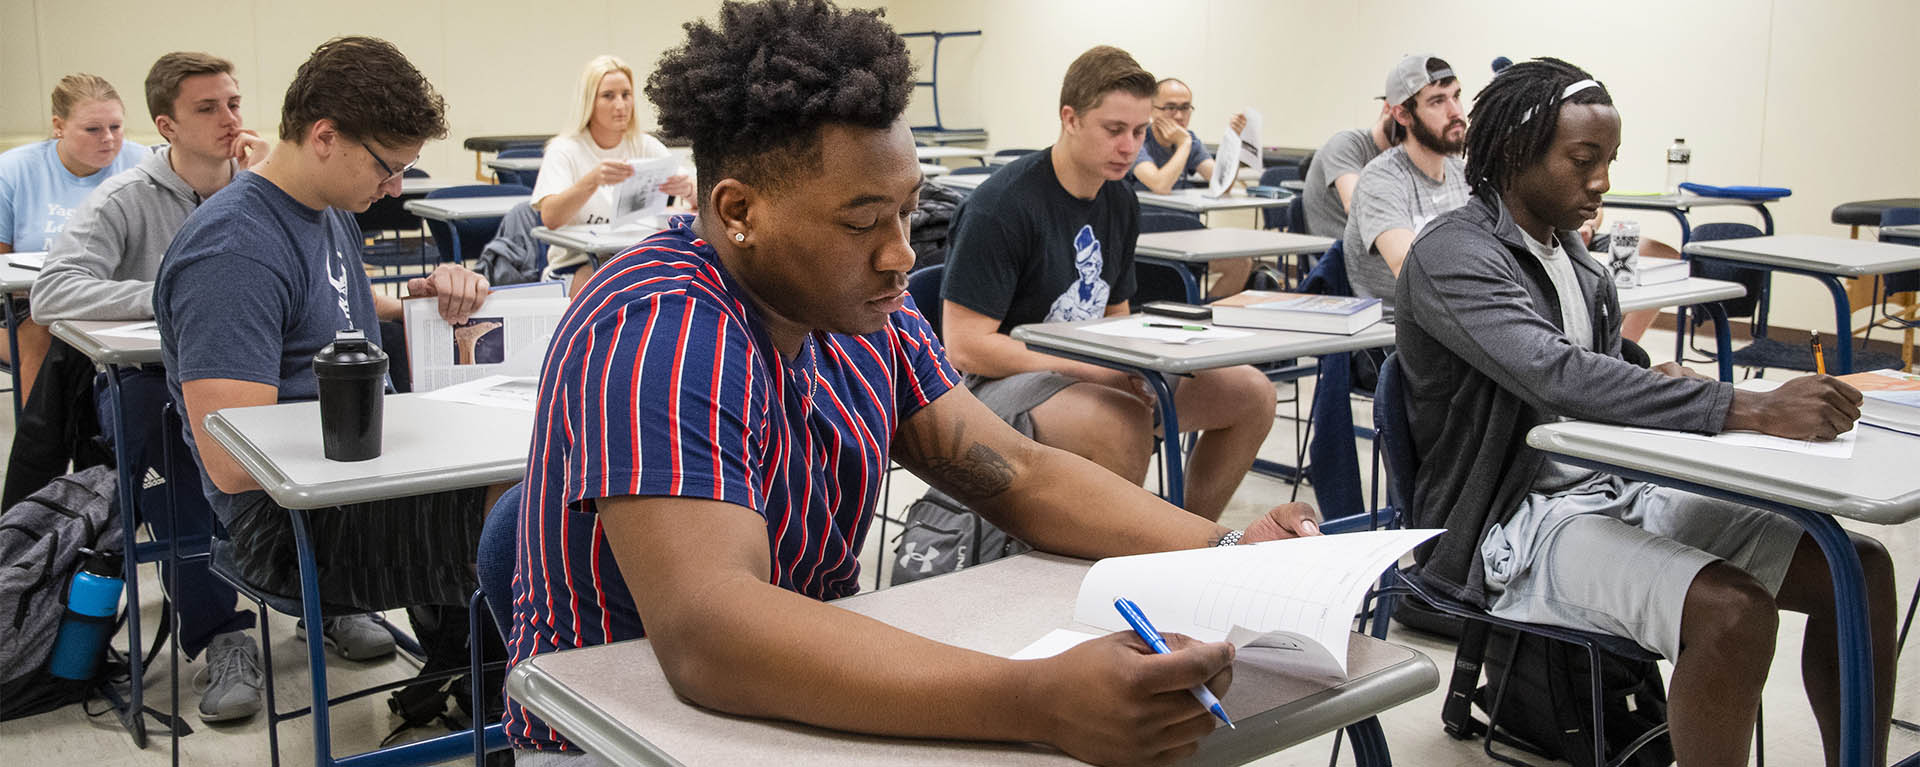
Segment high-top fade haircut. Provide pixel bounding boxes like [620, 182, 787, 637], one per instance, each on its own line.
[645, 0, 914, 203]
[1464, 57, 1613, 198]
[279, 36, 448, 145]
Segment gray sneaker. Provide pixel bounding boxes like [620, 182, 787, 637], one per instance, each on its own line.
[196, 631, 262, 723]
[296, 614, 397, 661]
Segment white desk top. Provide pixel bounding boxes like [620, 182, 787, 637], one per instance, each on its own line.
[49, 319, 162, 366]
[204, 393, 531, 509]
[915, 146, 988, 161]
[485, 156, 542, 172]
[403, 194, 528, 221]
[1280, 180, 1306, 193]
[919, 162, 951, 177]
[1136, 228, 1334, 262]
[1602, 193, 1780, 210]
[1681, 234, 1920, 277]
[1013, 316, 1395, 375]
[1882, 224, 1920, 239]
[531, 225, 659, 257]
[399, 177, 458, 196]
[1528, 420, 1920, 525]
[1615, 276, 1746, 313]
[1138, 189, 1291, 214]
[0, 264, 36, 293]
[931, 173, 988, 192]
[507, 553, 1437, 767]
[911, 128, 989, 145]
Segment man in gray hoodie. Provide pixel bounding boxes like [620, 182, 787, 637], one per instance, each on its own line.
[31, 52, 397, 724]
[1397, 58, 1897, 766]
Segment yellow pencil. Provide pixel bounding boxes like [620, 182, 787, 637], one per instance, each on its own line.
[1811, 334, 1827, 376]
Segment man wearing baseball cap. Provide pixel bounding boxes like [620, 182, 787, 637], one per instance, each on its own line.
[1342, 54, 1470, 311]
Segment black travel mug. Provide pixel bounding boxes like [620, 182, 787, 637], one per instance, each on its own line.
[313, 329, 388, 462]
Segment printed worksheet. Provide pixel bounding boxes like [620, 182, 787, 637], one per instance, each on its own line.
[611, 155, 685, 227]
[1206, 107, 1264, 198]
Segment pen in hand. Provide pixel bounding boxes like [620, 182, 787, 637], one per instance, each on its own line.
[1113, 597, 1234, 729]
[1810, 334, 1827, 376]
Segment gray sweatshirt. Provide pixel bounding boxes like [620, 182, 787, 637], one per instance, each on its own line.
[32, 145, 235, 322]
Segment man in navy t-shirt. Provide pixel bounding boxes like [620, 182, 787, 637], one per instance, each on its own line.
[942, 48, 1277, 523]
[156, 36, 494, 710]
[505, 6, 1320, 766]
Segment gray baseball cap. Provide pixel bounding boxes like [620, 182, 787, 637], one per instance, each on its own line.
[1383, 54, 1455, 104]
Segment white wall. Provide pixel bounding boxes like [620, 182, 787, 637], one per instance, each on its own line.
[5, 0, 1914, 332]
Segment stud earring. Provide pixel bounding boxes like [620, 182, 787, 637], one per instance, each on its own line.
[733, 232, 746, 242]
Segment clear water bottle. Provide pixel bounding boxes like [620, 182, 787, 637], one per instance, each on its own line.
[49, 548, 125, 680]
[1665, 138, 1691, 195]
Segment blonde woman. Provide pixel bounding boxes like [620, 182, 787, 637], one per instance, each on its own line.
[532, 55, 692, 286]
[0, 73, 147, 400]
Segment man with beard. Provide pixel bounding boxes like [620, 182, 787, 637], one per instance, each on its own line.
[1342, 54, 1469, 310]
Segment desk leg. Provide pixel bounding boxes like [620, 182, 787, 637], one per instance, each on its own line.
[288, 509, 336, 767]
[1143, 372, 1184, 508]
[1815, 274, 1856, 373]
[1662, 208, 1695, 367]
[104, 368, 150, 747]
[1773, 507, 1874, 767]
[1705, 303, 1735, 382]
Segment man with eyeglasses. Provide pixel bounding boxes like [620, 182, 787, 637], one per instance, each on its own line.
[1129, 78, 1245, 196]
[156, 36, 498, 726]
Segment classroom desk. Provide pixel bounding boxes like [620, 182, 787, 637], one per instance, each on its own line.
[1, 263, 36, 418]
[1682, 235, 1920, 374]
[486, 156, 542, 175]
[1135, 229, 1335, 303]
[205, 392, 526, 765]
[911, 127, 988, 145]
[1883, 224, 1920, 240]
[915, 145, 988, 164]
[1280, 180, 1306, 194]
[1616, 276, 1747, 381]
[931, 173, 989, 193]
[506, 552, 1438, 767]
[404, 194, 528, 222]
[920, 162, 952, 177]
[1527, 419, 1920, 767]
[47, 319, 169, 746]
[463, 134, 553, 180]
[1138, 189, 1292, 216]
[1601, 192, 1780, 242]
[1013, 318, 1395, 507]
[399, 177, 458, 197]
[531, 225, 660, 260]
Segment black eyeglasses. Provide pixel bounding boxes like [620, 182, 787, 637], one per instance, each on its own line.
[1154, 103, 1195, 115]
[359, 140, 417, 182]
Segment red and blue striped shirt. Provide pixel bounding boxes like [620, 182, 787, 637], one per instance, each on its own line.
[504, 217, 959, 751]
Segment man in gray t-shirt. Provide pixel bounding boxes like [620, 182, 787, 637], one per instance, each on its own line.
[1341, 54, 1469, 307]
[1301, 112, 1389, 239]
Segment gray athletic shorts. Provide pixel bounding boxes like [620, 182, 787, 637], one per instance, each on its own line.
[1480, 473, 1804, 660]
[514, 750, 613, 767]
[963, 371, 1081, 432]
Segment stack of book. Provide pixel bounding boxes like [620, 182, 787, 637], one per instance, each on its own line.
[1209, 290, 1382, 335]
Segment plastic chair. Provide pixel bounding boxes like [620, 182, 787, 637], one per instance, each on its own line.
[1363, 354, 1687, 767]
[492, 147, 543, 189]
[426, 184, 532, 267]
[1134, 212, 1206, 305]
[1259, 167, 1301, 230]
[949, 165, 994, 176]
[1292, 241, 1373, 521]
[1869, 209, 1920, 348]
[360, 168, 437, 280]
[905, 265, 945, 339]
[468, 484, 521, 765]
[1679, 222, 1770, 365]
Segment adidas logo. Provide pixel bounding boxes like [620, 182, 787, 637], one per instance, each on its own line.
[141, 467, 166, 490]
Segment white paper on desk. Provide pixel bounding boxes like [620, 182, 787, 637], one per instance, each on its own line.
[8, 251, 45, 270]
[1081, 319, 1253, 344]
[418, 374, 538, 411]
[1205, 108, 1262, 199]
[95, 320, 161, 341]
[611, 155, 683, 227]
[1068, 528, 1441, 679]
[1625, 426, 1857, 459]
[404, 283, 567, 393]
[1010, 628, 1104, 660]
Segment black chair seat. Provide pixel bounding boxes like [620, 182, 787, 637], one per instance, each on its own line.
[1832, 198, 1920, 227]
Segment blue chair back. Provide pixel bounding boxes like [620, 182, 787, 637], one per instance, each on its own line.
[426, 184, 531, 265]
[1879, 209, 1920, 295]
[1297, 239, 1350, 297]
[992, 148, 1035, 159]
[494, 147, 544, 188]
[949, 165, 994, 176]
[477, 483, 522, 640]
[1301, 238, 1366, 525]
[1688, 222, 1768, 320]
[906, 265, 945, 340]
[1372, 354, 1417, 517]
[1258, 167, 1299, 231]
[1133, 212, 1206, 305]
[1139, 210, 1204, 234]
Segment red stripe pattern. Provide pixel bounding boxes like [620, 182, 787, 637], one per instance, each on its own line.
[503, 218, 958, 752]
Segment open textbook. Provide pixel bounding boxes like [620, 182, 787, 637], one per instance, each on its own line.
[1013, 528, 1440, 679]
[403, 281, 567, 395]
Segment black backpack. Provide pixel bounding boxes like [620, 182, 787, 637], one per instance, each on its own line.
[0, 465, 125, 722]
[1455, 625, 1675, 767]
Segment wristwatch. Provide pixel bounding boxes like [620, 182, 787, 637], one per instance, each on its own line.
[1215, 530, 1244, 547]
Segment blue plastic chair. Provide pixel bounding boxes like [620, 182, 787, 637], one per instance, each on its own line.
[426, 184, 532, 267]
[1134, 212, 1206, 305]
[493, 147, 543, 189]
[468, 484, 521, 764]
[1259, 166, 1302, 231]
[905, 265, 946, 340]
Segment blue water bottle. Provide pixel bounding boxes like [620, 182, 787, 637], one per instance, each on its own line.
[49, 548, 126, 681]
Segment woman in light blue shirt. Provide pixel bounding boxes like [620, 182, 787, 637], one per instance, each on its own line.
[0, 73, 146, 399]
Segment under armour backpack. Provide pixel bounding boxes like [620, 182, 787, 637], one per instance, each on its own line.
[889, 489, 1030, 586]
[0, 465, 124, 721]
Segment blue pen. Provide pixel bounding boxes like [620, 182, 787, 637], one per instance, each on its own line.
[1113, 597, 1234, 728]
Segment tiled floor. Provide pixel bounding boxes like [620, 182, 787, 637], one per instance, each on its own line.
[0, 326, 1914, 766]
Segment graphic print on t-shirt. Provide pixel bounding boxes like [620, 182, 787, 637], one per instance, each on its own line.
[1045, 225, 1109, 322]
[329, 247, 356, 327]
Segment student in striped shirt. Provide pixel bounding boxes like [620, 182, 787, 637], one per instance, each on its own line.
[505, 2, 1322, 766]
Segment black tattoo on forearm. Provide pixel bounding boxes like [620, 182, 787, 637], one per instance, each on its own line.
[898, 419, 1015, 502]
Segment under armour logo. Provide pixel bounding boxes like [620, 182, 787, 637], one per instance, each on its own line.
[897, 542, 941, 574]
[141, 467, 166, 490]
